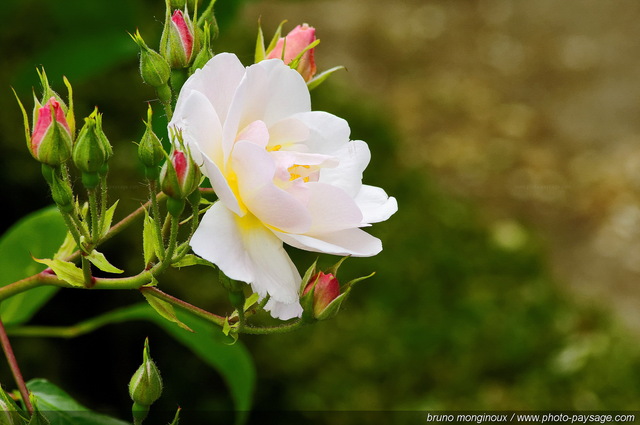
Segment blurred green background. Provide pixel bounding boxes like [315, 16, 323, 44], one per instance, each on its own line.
[1, 0, 640, 424]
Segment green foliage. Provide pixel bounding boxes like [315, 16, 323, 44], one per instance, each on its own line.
[0, 206, 67, 325]
[28, 379, 129, 425]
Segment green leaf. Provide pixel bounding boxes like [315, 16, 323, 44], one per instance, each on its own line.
[57, 304, 255, 425]
[254, 19, 266, 63]
[142, 210, 160, 265]
[32, 257, 84, 287]
[53, 232, 77, 260]
[306, 65, 346, 91]
[171, 254, 216, 269]
[141, 291, 194, 333]
[100, 200, 119, 239]
[27, 379, 129, 425]
[86, 250, 124, 274]
[0, 206, 67, 325]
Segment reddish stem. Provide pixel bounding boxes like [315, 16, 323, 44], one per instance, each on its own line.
[0, 317, 33, 415]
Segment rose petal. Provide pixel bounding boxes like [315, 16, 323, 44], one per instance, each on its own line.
[232, 141, 311, 233]
[318, 140, 371, 198]
[190, 201, 254, 283]
[170, 90, 223, 168]
[275, 227, 382, 257]
[354, 185, 398, 224]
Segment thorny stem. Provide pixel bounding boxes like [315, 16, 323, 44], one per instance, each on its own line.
[140, 287, 226, 326]
[149, 180, 166, 259]
[0, 317, 34, 415]
[88, 188, 100, 243]
[100, 174, 108, 236]
[81, 256, 93, 288]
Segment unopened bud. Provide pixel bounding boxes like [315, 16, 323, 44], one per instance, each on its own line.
[302, 272, 341, 318]
[138, 105, 166, 181]
[160, 143, 201, 203]
[27, 97, 74, 166]
[161, 8, 198, 68]
[130, 30, 171, 89]
[129, 339, 162, 423]
[50, 170, 73, 213]
[73, 109, 109, 189]
[189, 22, 213, 74]
[266, 24, 318, 81]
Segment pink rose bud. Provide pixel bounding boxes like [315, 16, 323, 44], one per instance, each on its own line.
[303, 272, 341, 317]
[30, 97, 73, 166]
[266, 24, 317, 81]
[160, 146, 201, 202]
[161, 9, 197, 68]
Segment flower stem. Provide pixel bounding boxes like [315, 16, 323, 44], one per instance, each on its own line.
[81, 256, 94, 288]
[140, 287, 226, 327]
[240, 320, 306, 335]
[88, 188, 100, 243]
[0, 317, 34, 415]
[149, 181, 166, 260]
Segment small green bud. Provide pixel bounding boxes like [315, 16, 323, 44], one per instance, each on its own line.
[50, 170, 74, 213]
[73, 109, 108, 179]
[189, 22, 213, 74]
[138, 105, 165, 181]
[129, 339, 163, 411]
[130, 29, 171, 89]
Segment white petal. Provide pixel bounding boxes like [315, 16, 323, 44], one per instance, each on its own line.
[306, 182, 363, 234]
[264, 298, 303, 320]
[237, 120, 269, 149]
[232, 141, 311, 233]
[275, 227, 382, 257]
[241, 218, 301, 304]
[201, 154, 244, 216]
[191, 203, 302, 313]
[292, 111, 351, 155]
[225, 59, 310, 149]
[170, 90, 223, 167]
[267, 117, 310, 151]
[190, 202, 253, 283]
[354, 185, 398, 224]
[318, 140, 371, 198]
[178, 53, 246, 124]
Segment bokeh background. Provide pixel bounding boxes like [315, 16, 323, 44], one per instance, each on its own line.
[1, 0, 640, 423]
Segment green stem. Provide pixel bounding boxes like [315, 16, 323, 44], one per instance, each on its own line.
[140, 287, 226, 327]
[0, 317, 33, 415]
[164, 216, 180, 264]
[240, 320, 306, 335]
[59, 209, 84, 249]
[81, 256, 93, 288]
[100, 174, 108, 236]
[149, 182, 166, 260]
[88, 188, 100, 243]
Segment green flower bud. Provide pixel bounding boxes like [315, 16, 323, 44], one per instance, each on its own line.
[189, 22, 213, 74]
[50, 170, 74, 213]
[129, 339, 163, 412]
[130, 30, 171, 89]
[73, 108, 109, 181]
[137, 105, 166, 181]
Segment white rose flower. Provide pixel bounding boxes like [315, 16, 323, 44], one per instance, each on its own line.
[169, 53, 397, 319]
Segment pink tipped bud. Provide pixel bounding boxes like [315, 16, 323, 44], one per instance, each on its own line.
[266, 24, 317, 81]
[172, 10, 194, 60]
[303, 272, 340, 317]
[30, 97, 73, 166]
[161, 9, 197, 68]
[160, 146, 201, 202]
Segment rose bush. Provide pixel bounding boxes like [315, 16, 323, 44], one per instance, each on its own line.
[169, 53, 397, 319]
